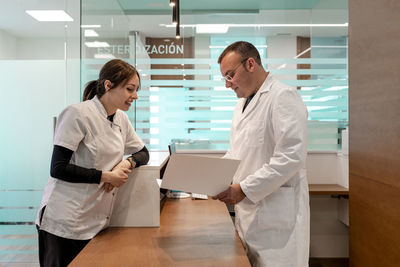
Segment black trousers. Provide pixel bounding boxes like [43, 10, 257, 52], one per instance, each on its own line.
[37, 227, 90, 267]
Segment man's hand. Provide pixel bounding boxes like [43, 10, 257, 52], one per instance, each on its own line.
[212, 184, 246, 205]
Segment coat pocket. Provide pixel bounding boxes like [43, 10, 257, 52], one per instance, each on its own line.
[244, 120, 265, 147]
[258, 187, 296, 230]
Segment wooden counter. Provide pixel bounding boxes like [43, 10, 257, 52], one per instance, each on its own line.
[70, 198, 250, 267]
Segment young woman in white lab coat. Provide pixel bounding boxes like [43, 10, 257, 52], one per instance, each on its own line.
[214, 42, 310, 267]
[36, 59, 149, 267]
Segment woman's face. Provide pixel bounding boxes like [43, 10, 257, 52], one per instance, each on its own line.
[107, 74, 139, 111]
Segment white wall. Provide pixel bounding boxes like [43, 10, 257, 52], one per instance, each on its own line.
[16, 37, 65, 59]
[0, 34, 80, 61]
[194, 35, 211, 87]
[307, 152, 348, 187]
[0, 29, 17, 59]
[267, 35, 297, 82]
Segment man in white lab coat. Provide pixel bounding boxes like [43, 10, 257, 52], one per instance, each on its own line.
[213, 41, 310, 267]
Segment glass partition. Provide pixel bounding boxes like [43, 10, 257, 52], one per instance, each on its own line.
[0, 0, 348, 264]
[0, 0, 80, 265]
[94, 0, 348, 152]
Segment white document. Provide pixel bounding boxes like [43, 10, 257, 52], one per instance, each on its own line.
[161, 154, 240, 196]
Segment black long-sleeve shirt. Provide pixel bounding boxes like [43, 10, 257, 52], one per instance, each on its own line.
[50, 113, 150, 183]
[50, 145, 149, 184]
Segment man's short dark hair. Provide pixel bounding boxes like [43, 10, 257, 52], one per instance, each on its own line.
[218, 41, 262, 66]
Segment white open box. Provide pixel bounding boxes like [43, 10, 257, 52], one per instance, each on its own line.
[110, 152, 169, 227]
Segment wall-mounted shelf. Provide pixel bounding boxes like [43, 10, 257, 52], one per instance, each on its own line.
[309, 184, 349, 196]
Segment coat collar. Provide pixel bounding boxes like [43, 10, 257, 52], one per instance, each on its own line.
[92, 95, 109, 119]
[92, 96, 122, 128]
[258, 72, 274, 94]
[239, 73, 273, 118]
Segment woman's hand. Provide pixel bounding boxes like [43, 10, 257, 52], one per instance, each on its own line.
[104, 182, 114, 193]
[102, 159, 134, 192]
[101, 168, 131, 189]
[112, 159, 132, 170]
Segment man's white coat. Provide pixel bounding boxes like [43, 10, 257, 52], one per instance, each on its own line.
[225, 74, 310, 267]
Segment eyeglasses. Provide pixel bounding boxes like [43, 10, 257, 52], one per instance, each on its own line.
[222, 58, 248, 82]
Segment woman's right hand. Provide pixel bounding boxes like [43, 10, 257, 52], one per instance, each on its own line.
[101, 168, 131, 188]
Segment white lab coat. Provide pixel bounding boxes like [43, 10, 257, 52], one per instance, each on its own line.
[36, 96, 144, 240]
[225, 74, 310, 267]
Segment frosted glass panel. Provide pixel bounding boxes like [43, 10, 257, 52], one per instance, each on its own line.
[0, 0, 79, 264]
[0, 61, 67, 264]
[0, 61, 66, 188]
[133, 36, 347, 151]
[130, 37, 267, 151]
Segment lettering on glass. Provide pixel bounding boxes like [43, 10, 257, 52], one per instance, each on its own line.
[97, 44, 184, 55]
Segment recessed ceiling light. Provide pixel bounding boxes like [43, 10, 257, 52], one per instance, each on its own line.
[165, 23, 349, 28]
[85, 41, 110, 48]
[84, 29, 99, 37]
[26, 10, 73, 22]
[81, 25, 101, 28]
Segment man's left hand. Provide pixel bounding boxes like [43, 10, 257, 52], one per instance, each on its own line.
[212, 184, 246, 205]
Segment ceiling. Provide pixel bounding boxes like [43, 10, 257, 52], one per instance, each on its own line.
[0, 0, 348, 39]
[118, 0, 346, 14]
[0, 0, 80, 38]
[119, 0, 321, 14]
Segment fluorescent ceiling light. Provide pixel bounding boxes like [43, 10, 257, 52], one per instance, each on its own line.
[196, 24, 229, 34]
[165, 23, 348, 28]
[84, 29, 99, 37]
[81, 24, 101, 28]
[26, 10, 73, 22]
[85, 41, 110, 48]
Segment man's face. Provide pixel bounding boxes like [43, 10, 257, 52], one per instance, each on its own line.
[219, 51, 250, 98]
